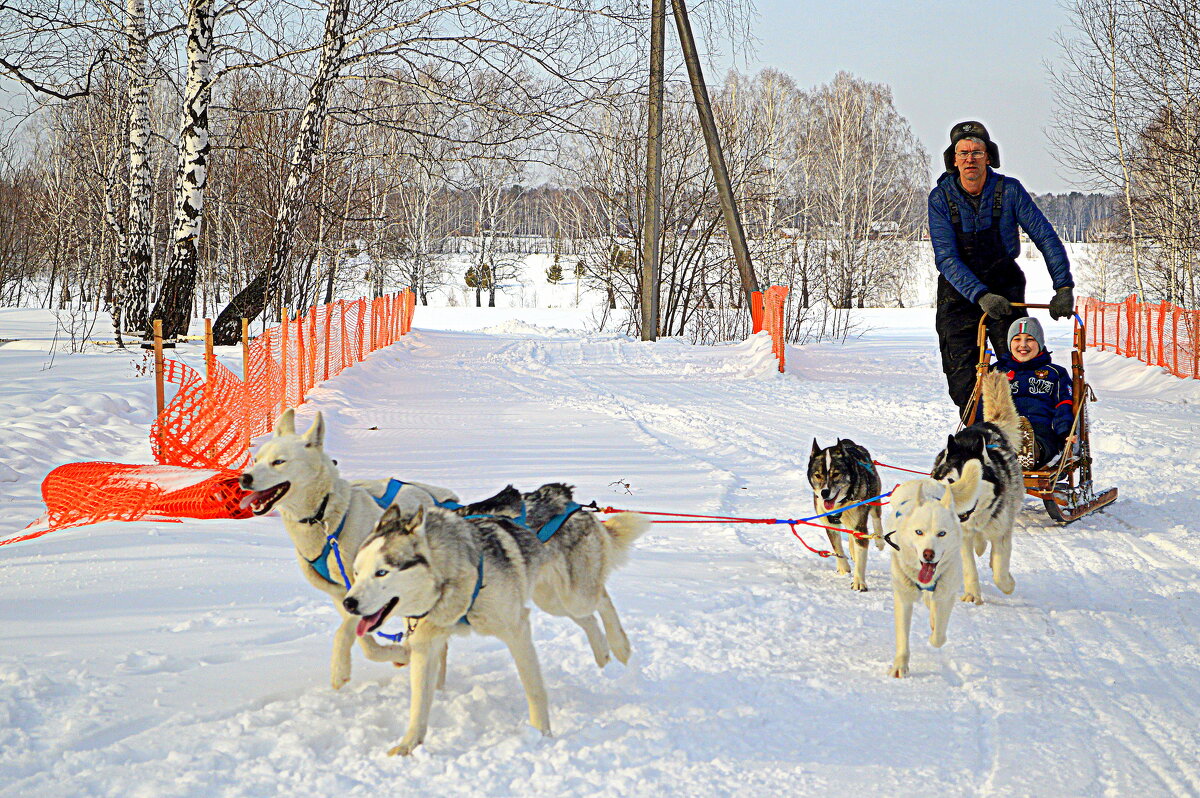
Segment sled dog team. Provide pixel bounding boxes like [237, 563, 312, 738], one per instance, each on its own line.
[242, 376, 1023, 753]
[807, 370, 1025, 678]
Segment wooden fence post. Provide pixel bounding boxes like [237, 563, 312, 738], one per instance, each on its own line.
[281, 308, 290, 415]
[153, 319, 165, 416]
[203, 318, 214, 378]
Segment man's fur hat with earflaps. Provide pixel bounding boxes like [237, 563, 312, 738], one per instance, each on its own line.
[943, 120, 1000, 173]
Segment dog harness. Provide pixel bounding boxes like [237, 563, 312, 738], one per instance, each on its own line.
[375, 478, 463, 511]
[462, 501, 584, 543]
[301, 479, 463, 586]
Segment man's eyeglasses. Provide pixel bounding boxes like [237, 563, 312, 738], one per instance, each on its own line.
[955, 150, 987, 161]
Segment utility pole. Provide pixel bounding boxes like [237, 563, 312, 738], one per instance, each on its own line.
[640, 0, 665, 341]
[671, 0, 759, 307]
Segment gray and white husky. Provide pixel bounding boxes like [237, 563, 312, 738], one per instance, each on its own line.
[344, 502, 649, 755]
[930, 371, 1024, 604]
[459, 483, 650, 668]
[887, 460, 981, 678]
[239, 408, 461, 689]
[807, 438, 885, 591]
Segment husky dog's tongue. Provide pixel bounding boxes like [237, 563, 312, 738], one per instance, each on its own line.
[918, 561, 937, 584]
[355, 597, 399, 637]
[823, 498, 837, 511]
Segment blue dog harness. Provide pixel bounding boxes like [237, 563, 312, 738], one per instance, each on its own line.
[461, 498, 584, 543]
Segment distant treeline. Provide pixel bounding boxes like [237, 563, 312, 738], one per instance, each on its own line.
[1029, 192, 1119, 243]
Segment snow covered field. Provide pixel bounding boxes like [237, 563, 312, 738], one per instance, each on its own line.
[2, 275, 1199, 795]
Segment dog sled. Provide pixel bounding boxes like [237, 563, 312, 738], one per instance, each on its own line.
[961, 303, 1118, 524]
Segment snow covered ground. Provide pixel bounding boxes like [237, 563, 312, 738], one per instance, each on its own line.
[2, 274, 1199, 795]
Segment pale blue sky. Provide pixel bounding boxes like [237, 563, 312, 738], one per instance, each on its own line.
[724, 0, 1081, 193]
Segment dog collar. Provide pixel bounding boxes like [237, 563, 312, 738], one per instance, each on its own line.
[912, 573, 940, 590]
[958, 507, 975, 522]
[299, 493, 331, 525]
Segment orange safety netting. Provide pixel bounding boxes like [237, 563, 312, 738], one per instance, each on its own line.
[1079, 295, 1199, 379]
[8, 290, 417, 545]
[2, 463, 252, 547]
[762, 285, 789, 373]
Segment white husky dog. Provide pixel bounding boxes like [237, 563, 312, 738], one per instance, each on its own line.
[239, 408, 460, 688]
[345, 502, 649, 756]
[930, 371, 1024, 604]
[886, 460, 981, 678]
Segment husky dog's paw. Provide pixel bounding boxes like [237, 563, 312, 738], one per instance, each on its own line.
[836, 558, 851, 576]
[388, 735, 423, 757]
[930, 631, 947, 648]
[888, 661, 909, 678]
[961, 591, 984, 605]
[851, 575, 868, 592]
[994, 572, 1016, 595]
[610, 639, 631, 666]
[331, 672, 351, 690]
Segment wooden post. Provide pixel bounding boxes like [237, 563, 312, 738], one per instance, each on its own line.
[281, 308, 290, 415]
[671, 0, 760, 307]
[153, 319, 165, 416]
[296, 310, 307, 404]
[339, 300, 348, 372]
[323, 302, 332, 381]
[307, 305, 317, 390]
[241, 318, 250, 384]
[203, 318, 214, 378]
[357, 299, 365, 361]
[640, 0, 665, 342]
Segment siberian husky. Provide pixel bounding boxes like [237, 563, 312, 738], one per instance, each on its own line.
[887, 460, 981, 678]
[460, 483, 651, 667]
[807, 438, 885, 591]
[238, 408, 461, 688]
[931, 370, 1024, 604]
[344, 502, 649, 755]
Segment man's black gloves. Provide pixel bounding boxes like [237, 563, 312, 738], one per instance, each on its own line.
[978, 293, 1012, 319]
[1049, 287, 1075, 320]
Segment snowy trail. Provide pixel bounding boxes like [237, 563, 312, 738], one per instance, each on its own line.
[1, 311, 1199, 796]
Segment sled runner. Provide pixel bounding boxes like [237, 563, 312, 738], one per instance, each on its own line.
[961, 303, 1118, 524]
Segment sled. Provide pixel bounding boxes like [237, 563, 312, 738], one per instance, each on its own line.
[961, 303, 1117, 524]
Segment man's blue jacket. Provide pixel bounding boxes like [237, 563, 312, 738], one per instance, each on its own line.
[928, 169, 1073, 303]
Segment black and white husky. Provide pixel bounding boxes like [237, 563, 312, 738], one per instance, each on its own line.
[807, 438, 885, 591]
[344, 501, 649, 755]
[239, 408, 461, 689]
[931, 371, 1024, 604]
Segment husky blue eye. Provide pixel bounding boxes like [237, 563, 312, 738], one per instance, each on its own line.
[937, 531, 946, 537]
[272, 459, 285, 466]
[915, 529, 924, 536]
[374, 569, 388, 577]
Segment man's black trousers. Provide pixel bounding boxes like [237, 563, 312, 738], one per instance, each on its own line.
[936, 275, 1025, 415]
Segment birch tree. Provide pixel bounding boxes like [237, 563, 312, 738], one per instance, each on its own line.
[150, 0, 215, 340]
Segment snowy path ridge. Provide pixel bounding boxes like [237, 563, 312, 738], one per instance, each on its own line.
[1, 309, 1198, 797]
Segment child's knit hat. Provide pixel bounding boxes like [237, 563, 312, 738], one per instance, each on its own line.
[1008, 316, 1045, 350]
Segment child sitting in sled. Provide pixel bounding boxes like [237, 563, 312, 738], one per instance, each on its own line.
[992, 317, 1075, 468]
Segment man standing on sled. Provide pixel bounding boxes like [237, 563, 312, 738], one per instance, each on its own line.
[928, 120, 1075, 418]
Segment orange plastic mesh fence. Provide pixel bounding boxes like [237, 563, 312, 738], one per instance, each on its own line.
[1079, 295, 1199, 379]
[762, 285, 789, 373]
[2, 463, 252, 547]
[12, 290, 416, 543]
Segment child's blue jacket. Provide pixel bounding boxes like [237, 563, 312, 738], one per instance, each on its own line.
[992, 351, 1074, 438]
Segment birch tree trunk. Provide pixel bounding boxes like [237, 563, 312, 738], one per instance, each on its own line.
[212, 0, 350, 345]
[151, 0, 214, 340]
[115, 0, 153, 339]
